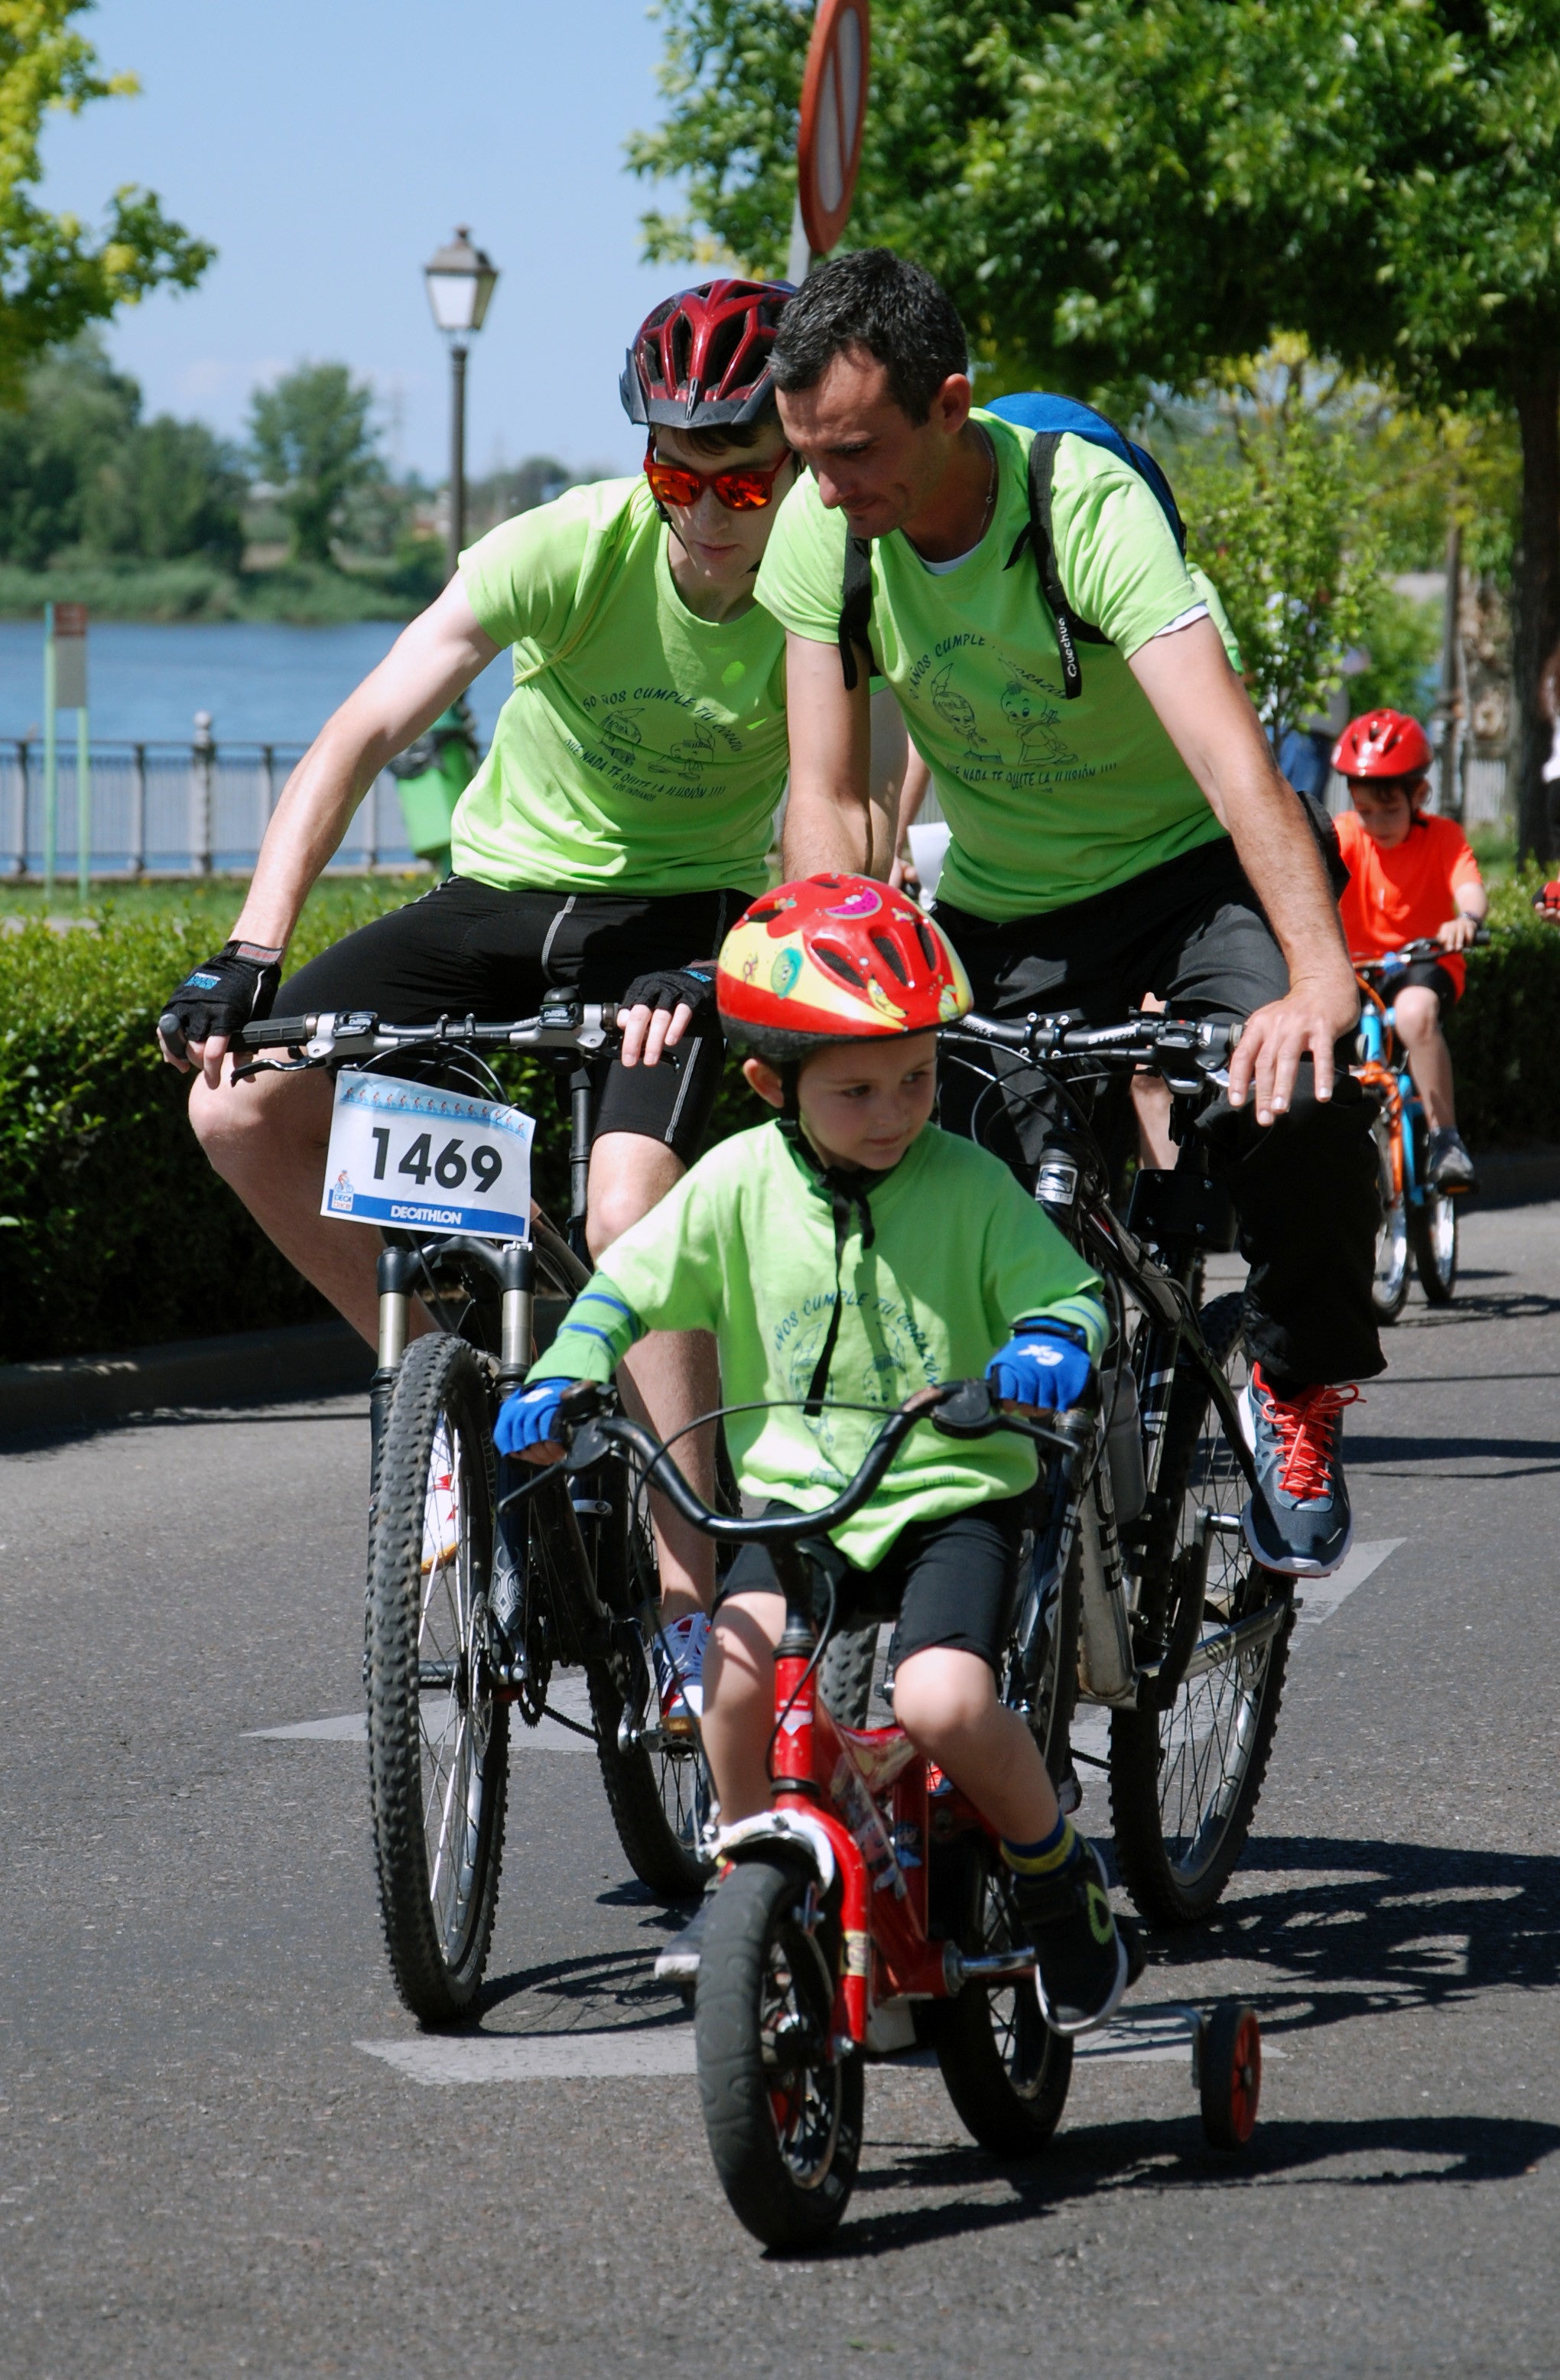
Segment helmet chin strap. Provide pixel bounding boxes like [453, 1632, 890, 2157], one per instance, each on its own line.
[777, 1068, 905, 1418]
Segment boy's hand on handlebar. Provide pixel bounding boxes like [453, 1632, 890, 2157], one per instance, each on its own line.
[1226, 971, 1359, 1127]
[494, 1379, 573, 1463]
[986, 1325, 1094, 1413]
[1436, 914, 1482, 953]
[617, 963, 715, 1067]
[157, 941, 283, 1084]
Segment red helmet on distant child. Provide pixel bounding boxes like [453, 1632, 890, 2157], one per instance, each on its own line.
[1331, 709, 1433, 781]
[717, 876, 972, 1065]
[621, 279, 793, 429]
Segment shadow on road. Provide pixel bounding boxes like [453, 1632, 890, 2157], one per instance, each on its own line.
[1346, 1431, 1560, 1476]
[1143, 1832, 1560, 2040]
[813, 2110, 1560, 2259]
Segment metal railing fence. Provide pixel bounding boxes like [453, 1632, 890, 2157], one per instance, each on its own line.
[0, 737, 419, 878]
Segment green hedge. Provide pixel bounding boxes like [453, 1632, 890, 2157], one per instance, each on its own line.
[3, 870, 1558, 1364]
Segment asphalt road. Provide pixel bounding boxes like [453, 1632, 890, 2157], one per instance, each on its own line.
[2, 1202, 1558, 2378]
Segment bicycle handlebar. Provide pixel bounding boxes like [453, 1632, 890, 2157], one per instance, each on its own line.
[554, 1378, 1087, 1546]
[947, 1007, 1239, 1077]
[1352, 929, 1491, 974]
[236, 998, 618, 1064]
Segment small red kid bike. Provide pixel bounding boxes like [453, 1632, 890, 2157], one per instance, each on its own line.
[551, 1374, 1263, 2249]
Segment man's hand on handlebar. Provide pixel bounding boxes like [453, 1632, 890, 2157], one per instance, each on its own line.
[1226, 968, 1359, 1127]
[157, 941, 284, 1086]
[616, 963, 716, 1068]
[986, 1325, 1094, 1413]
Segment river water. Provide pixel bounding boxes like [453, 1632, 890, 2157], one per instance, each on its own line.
[0, 620, 516, 749]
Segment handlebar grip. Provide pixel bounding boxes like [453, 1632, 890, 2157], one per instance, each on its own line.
[157, 1010, 187, 1058]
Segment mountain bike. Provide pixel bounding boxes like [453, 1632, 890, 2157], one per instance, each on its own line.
[924, 1005, 1296, 1930]
[546, 1374, 1263, 2248]
[236, 999, 714, 2023]
[1351, 937, 1483, 1322]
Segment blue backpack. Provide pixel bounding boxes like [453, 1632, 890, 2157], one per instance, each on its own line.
[836, 392, 1187, 702]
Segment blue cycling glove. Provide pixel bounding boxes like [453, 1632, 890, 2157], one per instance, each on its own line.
[986, 1325, 1094, 1413]
[494, 1380, 574, 1456]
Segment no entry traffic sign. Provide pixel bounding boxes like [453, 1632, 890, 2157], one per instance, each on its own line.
[797, 0, 870, 261]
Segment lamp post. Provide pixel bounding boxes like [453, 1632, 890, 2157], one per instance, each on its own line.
[423, 226, 499, 580]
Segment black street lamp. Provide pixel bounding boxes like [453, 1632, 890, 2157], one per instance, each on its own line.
[423, 227, 499, 579]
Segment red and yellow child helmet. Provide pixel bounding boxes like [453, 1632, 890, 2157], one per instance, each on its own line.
[717, 874, 972, 1063]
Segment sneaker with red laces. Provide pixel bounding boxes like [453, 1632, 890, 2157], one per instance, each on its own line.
[1240, 1366, 1359, 1577]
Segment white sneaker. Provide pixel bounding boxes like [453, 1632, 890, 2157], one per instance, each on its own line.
[652, 1611, 709, 1735]
[421, 1422, 460, 1575]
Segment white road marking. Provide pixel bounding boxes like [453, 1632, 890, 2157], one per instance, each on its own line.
[246, 1671, 596, 1751]
[1291, 1537, 1405, 1627]
[357, 2030, 697, 2082]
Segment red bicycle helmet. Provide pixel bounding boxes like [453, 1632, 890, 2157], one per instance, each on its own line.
[717, 875, 973, 1063]
[1331, 709, 1433, 781]
[621, 278, 794, 429]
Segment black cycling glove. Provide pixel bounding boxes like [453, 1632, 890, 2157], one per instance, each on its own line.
[158, 940, 283, 1059]
[618, 962, 717, 1026]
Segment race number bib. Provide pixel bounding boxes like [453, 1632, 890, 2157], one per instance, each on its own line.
[320, 1071, 534, 1240]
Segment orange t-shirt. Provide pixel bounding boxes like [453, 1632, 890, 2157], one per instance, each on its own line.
[1336, 808, 1483, 997]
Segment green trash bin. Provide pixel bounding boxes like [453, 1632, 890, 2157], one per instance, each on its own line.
[388, 699, 478, 877]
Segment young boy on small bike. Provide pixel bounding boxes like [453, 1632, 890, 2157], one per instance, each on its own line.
[497, 876, 1137, 2037]
[1332, 709, 1487, 1191]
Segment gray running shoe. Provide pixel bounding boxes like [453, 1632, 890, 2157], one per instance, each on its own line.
[1427, 1127, 1477, 1193]
[1241, 1364, 1357, 1577]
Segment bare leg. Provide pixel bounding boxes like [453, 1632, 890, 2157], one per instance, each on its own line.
[1392, 985, 1457, 1131]
[587, 1131, 718, 1618]
[892, 1647, 1060, 1842]
[1131, 990, 1176, 1169]
[700, 1591, 786, 1823]
[189, 1062, 391, 1344]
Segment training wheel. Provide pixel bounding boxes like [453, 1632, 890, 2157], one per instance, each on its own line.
[1199, 2001, 1261, 2149]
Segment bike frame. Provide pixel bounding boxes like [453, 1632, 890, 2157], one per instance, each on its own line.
[1354, 972, 1426, 1216]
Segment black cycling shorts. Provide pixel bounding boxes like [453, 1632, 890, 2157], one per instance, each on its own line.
[717, 1494, 1026, 1676]
[1382, 956, 1459, 1018]
[276, 877, 751, 1164]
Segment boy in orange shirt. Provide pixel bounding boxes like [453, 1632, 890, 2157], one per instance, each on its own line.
[1331, 709, 1487, 1190]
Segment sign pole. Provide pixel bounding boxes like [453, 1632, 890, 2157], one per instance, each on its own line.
[42, 602, 57, 907]
[76, 703, 90, 903]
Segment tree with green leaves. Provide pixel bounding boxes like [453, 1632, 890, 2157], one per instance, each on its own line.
[82, 414, 245, 569]
[633, 0, 1560, 855]
[0, 0, 212, 400]
[249, 363, 381, 567]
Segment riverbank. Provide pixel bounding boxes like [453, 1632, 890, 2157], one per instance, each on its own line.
[0, 556, 439, 626]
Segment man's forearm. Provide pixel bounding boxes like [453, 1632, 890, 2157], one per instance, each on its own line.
[1222, 767, 1354, 996]
[229, 729, 387, 951]
[781, 779, 877, 878]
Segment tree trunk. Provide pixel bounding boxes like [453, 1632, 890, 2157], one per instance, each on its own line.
[1511, 361, 1560, 864]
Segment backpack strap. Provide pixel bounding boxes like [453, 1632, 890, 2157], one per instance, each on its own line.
[1003, 431, 1109, 702]
[837, 532, 877, 692]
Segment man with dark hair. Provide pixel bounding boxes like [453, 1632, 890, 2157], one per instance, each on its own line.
[756, 249, 1383, 1579]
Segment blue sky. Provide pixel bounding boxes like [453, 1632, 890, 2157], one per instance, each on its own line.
[37, 0, 707, 482]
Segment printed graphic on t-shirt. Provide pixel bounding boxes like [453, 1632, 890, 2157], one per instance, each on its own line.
[774, 1286, 941, 1484]
[570, 686, 749, 808]
[910, 642, 1084, 785]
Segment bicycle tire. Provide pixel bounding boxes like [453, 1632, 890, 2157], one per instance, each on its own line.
[1110, 1293, 1293, 1928]
[1370, 1110, 1409, 1325]
[1409, 1123, 1458, 1306]
[927, 1842, 1073, 2158]
[694, 1852, 863, 2248]
[588, 1653, 713, 1900]
[366, 1331, 507, 2024]
[820, 1623, 880, 1728]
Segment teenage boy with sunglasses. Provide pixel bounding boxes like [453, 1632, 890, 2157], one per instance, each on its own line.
[754, 250, 1385, 1582]
[157, 279, 907, 1686]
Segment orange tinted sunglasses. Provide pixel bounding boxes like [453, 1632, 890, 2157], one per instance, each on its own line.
[643, 438, 794, 513]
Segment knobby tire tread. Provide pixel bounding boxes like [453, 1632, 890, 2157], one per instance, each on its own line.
[367, 1333, 506, 2024]
[1109, 1293, 1291, 1930]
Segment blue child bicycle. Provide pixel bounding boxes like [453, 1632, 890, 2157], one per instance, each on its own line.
[1352, 937, 1477, 1323]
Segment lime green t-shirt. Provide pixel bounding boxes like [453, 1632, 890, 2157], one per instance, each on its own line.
[452, 476, 788, 896]
[529, 1118, 1107, 1569]
[753, 408, 1230, 922]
